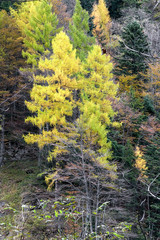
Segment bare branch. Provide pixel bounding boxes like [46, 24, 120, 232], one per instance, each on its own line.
[0, 81, 33, 111]
[122, 40, 160, 60]
[153, 0, 160, 11]
[148, 173, 160, 200]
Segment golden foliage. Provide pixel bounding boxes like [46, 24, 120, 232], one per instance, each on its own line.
[45, 171, 58, 191]
[117, 74, 141, 93]
[79, 45, 118, 169]
[11, 0, 60, 66]
[10, 1, 41, 34]
[24, 31, 81, 158]
[142, 61, 160, 109]
[91, 0, 111, 47]
[91, 0, 119, 52]
[135, 146, 148, 179]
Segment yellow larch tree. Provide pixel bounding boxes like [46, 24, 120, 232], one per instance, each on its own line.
[24, 31, 81, 159]
[11, 0, 61, 67]
[10, 1, 40, 34]
[91, 0, 112, 51]
[79, 45, 118, 170]
[24, 38, 119, 171]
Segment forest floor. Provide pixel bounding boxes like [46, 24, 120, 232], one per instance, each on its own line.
[0, 158, 61, 240]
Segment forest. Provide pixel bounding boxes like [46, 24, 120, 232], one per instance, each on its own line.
[0, 0, 160, 239]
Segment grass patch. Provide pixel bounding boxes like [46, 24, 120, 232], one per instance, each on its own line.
[0, 159, 40, 209]
[0, 159, 42, 238]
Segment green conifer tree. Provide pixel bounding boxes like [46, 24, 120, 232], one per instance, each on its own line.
[115, 21, 149, 93]
[69, 0, 95, 61]
[144, 133, 160, 239]
[116, 21, 149, 77]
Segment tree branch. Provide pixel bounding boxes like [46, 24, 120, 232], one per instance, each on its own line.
[122, 40, 160, 60]
[148, 173, 160, 200]
[153, 0, 160, 11]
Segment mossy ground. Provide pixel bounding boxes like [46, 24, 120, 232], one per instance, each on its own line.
[0, 159, 74, 240]
[0, 159, 40, 207]
[0, 159, 41, 239]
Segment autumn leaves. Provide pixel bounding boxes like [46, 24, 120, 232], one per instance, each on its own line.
[5, 0, 117, 169]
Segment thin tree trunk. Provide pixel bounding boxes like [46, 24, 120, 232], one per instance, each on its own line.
[81, 201, 85, 239]
[0, 114, 5, 166]
[95, 180, 100, 237]
[80, 132, 90, 236]
[38, 148, 41, 167]
[38, 127, 42, 167]
[88, 174, 93, 234]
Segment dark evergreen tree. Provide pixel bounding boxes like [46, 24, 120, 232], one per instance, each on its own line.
[144, 134, 160, 239]
[0, 0, 26, 12]
[107, 0, 144, 19]
[115, 21, 149, 77]
[0, 1, 16, 11]
[80, 0, 95, 13]
[123, 0, 143, 7]
[143, 95, 155, 115]
[107, 0, 123, 19]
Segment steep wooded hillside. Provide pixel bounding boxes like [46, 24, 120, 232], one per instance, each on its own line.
[0, 0, 159, 239]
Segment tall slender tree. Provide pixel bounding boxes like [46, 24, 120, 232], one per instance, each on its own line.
[24, 31, 81, 160]
[69, 0, 95, 61]
[143, 62, 160, 111]
[79, 44, 118, 167]
[24, 33, 118, 167]
[91, 0, 112, 51]
[143, 132, 160, 239]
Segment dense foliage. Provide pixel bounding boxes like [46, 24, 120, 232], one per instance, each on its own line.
[69, 0, 95, 61]
[0, 0, 160, 239]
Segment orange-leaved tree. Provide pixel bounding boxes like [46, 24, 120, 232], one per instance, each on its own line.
[0, 10, 26, 165]
[91, 0, 118, 52]
[143, 61, 160, 110]
[49, 0, 71, 30]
